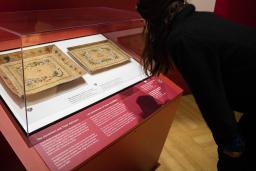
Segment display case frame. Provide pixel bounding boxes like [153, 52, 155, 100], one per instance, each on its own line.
[0, 27, 29, 134]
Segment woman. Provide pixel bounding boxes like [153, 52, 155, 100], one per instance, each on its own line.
[136, 0, 256, 170]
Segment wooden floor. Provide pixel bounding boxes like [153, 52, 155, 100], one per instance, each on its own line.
[157, 95, 218, 171]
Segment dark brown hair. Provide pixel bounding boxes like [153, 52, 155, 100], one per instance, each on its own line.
[137, 0, 188, 75]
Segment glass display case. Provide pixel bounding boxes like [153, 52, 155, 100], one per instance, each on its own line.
[0, 7, 146, 134]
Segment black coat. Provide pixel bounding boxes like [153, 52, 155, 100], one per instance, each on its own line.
[167, 5, 256, 146]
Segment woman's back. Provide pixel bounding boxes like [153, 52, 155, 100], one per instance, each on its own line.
[168, 5, 256, 108]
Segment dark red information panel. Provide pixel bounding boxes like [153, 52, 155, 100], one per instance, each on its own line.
[31, 77, 178, 171]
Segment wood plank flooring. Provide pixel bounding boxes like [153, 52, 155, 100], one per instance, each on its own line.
[157, 95, 218, 171]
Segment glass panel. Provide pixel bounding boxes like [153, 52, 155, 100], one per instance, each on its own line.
[0, 0, 138, 13]
[1, 4, 146, 135]
[0, 7, 142, 36]
[0, 28, 28, 134]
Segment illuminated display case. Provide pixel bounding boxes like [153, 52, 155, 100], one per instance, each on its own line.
[0, 3, 184, 171]
[0, 7, 146, 134]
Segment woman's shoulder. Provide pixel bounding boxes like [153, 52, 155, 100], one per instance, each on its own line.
[169, 11, 256, 47]
[167, 25, 204, 48]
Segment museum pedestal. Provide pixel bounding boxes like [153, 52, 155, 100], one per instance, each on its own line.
[0, 75, 182, 171]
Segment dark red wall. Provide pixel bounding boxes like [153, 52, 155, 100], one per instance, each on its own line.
[215, 0, 256, 28]
[0, 0, 138, 12]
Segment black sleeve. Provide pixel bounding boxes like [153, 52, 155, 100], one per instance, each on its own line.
[171, 35, 238, 146]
